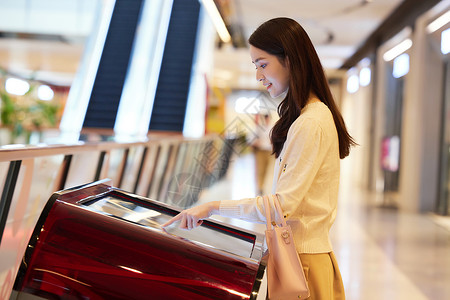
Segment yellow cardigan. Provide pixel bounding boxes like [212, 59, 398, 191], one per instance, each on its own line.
[219, 102, 340, 254]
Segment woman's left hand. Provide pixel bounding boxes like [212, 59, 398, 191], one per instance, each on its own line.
[161, 201, 220, 230]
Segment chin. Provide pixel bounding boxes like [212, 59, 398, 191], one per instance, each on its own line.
[269, 88, 288, 99]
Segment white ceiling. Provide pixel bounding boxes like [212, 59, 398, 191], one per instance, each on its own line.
[237, 0, 403, 67]
[0, 0, 404, 87]
[212, 0, 404, 89]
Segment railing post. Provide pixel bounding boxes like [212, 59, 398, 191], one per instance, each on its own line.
[0, 160, 22, 245]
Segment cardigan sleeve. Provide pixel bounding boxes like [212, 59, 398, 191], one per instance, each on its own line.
[219, 195, 282, 224]
[219, 197, 266, 223]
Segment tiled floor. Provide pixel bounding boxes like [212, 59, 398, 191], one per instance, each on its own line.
[198, 153, 450, 300]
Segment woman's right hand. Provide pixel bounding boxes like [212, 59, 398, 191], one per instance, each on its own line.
[161, 201, 220, 230]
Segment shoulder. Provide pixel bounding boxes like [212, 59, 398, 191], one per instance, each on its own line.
[292, 102, 333, 132]
[301, 102, 333, 122]
[285, 102, 337, 148]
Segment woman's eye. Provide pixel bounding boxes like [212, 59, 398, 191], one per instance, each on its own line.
[261, 64, 267, 68]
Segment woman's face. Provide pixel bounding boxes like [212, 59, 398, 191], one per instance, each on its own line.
[250, 45, 290, 98]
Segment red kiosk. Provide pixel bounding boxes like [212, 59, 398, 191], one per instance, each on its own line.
[12, 180, 266, 299]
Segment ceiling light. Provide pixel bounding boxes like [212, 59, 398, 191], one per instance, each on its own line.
[442, 28, 450, 55]
[346, 74, 359, 94]
[200, 0, 231, 43]
[392, 53, 409, 78]
[383, 39, 412, 61]
[426, 11, 450, 34]
[359, 67, 371, 87]
[359, 57, 371, 67]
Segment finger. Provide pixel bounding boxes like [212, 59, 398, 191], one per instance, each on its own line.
[190, 217, 202, 229]
[161, 213, 183, 228]
[187, 216, 194, 230]
[179, 215, 188, 230]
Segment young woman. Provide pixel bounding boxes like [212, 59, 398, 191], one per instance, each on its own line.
[163, 17, 356, 299]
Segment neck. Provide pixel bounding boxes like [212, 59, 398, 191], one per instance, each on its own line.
[307, 95, 321, 105]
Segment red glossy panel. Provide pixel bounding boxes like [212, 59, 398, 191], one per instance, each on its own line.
[17, 200, 258, 299]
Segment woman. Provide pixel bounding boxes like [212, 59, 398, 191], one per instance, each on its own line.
[163, 17, 355, 299]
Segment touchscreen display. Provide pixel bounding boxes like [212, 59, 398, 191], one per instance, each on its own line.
[85, 196, 256, 258]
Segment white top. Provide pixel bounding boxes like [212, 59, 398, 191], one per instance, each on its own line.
[219, 102, 340, 253]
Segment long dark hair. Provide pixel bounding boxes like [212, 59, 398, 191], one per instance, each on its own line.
[249, 17, 356, 158]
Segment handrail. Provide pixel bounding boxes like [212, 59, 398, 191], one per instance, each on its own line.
[0, 133, 209, 162]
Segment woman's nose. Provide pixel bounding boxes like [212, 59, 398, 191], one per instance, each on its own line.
[256, 69, 264, 82]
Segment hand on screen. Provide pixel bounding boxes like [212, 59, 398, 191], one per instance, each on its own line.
[161, 201, 219, 230]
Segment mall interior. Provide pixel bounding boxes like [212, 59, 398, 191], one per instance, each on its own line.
[1, 0, 450, 299]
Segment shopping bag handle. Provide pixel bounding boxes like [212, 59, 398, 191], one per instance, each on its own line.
[262, 194, 287, 230]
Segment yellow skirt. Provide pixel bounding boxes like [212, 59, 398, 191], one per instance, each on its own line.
[299, 252, 345, 300]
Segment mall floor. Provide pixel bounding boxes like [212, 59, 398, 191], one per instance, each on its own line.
[197, 152, 450, 300]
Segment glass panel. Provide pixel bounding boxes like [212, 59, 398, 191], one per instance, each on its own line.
[148, 143, 170, 200]
[0, 155, 64, 298]
[439, 61, 450, 215]
[64, 151, 101, 188]
[382, 63, 404, 193]
[105, 148, 127, 187]
[120, 145, 145, 192]
[0, 161, 9, 197]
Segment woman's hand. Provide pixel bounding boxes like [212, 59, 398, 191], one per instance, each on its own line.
[162, 201, 220, 230]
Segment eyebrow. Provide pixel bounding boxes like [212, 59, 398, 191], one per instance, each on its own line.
[252, 57, 266, 64]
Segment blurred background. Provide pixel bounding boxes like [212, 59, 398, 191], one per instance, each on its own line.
[1, 0, 449, 214]
[0, 1, 450, 298]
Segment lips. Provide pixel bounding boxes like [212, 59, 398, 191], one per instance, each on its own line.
[265, 83, 272, 90]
